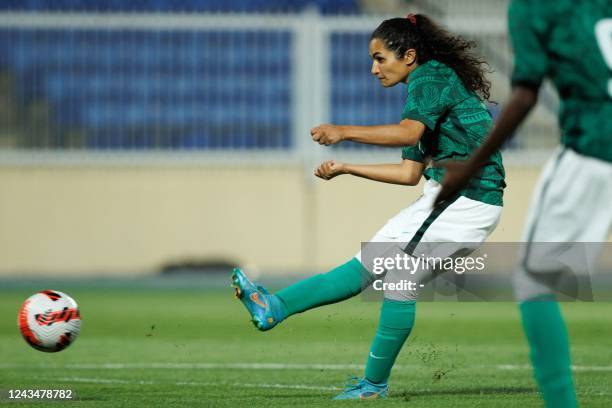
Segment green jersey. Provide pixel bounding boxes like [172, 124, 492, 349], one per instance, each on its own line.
[509, 0, 612, 162]
[401, 60, 506, 206]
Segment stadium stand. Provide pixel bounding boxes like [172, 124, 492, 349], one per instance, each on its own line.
[0, 0, 359, 14]
[0, 1, 514, 150]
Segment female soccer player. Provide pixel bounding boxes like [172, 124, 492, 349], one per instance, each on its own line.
[437, 1, 612, 407]
[232, 14, 506, 400]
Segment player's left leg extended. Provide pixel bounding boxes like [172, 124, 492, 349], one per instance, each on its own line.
[232, 257, 373, 331]
[514, 148, 612, 408]
[232, 180, 449, 332]
[231, 181, 443, 331]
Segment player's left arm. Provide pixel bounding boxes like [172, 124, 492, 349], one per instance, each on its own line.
[310, 119, 426, 147]
[314, 158, 425, 186]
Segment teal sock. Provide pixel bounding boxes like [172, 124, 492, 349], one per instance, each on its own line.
[275, 258, 373, 317]
[520, 295, 577, 408]
[365, 299, 415, 384]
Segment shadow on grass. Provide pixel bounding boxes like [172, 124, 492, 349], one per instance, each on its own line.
[394, 386, 536, 400]
[258, 386, 537, 401]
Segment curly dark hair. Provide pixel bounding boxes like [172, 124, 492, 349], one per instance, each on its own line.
[371, 15, 491, 101]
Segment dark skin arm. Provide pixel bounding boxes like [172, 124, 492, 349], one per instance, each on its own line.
[434, 85, 539, 205]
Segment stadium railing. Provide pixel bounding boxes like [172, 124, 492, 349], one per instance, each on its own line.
[0, 10, 557, 168]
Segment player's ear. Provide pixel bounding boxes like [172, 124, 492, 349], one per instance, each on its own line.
[403, 49, 416, 66]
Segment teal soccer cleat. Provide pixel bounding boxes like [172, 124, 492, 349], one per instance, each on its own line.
[231, 268, 286, 331]
[333, 377, 388, 400]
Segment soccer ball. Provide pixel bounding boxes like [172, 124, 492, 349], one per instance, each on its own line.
[18, 290, 81, 352]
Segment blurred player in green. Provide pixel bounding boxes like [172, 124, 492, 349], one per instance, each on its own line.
[233, 14, 506, 399]
[437, 1, 612, 407]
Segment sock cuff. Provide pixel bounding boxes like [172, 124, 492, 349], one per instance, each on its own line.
[521, 293, 557, 303]
[380, 298, 416, 330]
[347, 257, 376, 289]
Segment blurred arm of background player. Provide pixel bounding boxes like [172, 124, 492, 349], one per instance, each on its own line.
[311, 118, 426, 185]
[434, 86, 539, 205]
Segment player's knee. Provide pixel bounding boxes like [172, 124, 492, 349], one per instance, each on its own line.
[513, 266, 556, 302]
[383, 289, 417, 302]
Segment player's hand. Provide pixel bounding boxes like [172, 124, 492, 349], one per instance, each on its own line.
[311, 124, 344, 146]
[315, 160, 346, 180]
[434, 160, 476, 206]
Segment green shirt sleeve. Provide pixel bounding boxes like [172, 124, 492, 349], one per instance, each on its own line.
[509, 0, 552, 88]
[401, 142, 426, 162]
[401, 65, 453, 130]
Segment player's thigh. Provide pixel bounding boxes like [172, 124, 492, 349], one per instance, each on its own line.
[515, 149, 612, 300]
[415, 196, 503, 244]
[518, 147, 567, 243]
[373, 182, 439, 242]
[383, 196, 502, 301]
[409, 197, 502, 294]
[521, 149, 612, 266]
[355, 181, 438, 263]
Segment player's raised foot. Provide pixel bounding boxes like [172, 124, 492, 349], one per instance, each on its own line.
[231, 268, 286, 331]
[332, 377, 388, 400]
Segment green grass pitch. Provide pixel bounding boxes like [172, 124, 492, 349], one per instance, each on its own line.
[1, 284, 611, 407]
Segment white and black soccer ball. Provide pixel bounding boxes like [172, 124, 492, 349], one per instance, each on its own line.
[18, 290, 81, 352]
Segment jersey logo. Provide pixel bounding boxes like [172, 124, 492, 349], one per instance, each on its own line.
[249, 293, 266, 309]
[369, 352, 387, 360]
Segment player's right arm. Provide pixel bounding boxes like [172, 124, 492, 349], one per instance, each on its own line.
[314, 159, 425, 186]
[310, 120, 426, 147]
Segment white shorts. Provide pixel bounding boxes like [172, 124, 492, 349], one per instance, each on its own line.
[514, 147, 612, 301]
[357, 179, 503, 300]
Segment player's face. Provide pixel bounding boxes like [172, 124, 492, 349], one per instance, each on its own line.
[369, 38, 416, 87]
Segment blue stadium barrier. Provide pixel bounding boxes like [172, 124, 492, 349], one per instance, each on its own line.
[0, 0, 359, 14]
[0, 24, 504, 151]
[0, 28, 294, 149]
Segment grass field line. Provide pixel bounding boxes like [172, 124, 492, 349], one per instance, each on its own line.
[55, 376, 611, 396]
[1, 362, 366, 370]
[3, 362, 612, 372]
[498, 364, 612, 372]
[58, 377, 341, 391]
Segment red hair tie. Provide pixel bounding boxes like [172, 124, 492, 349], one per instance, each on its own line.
[406, 13, 417, 25]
